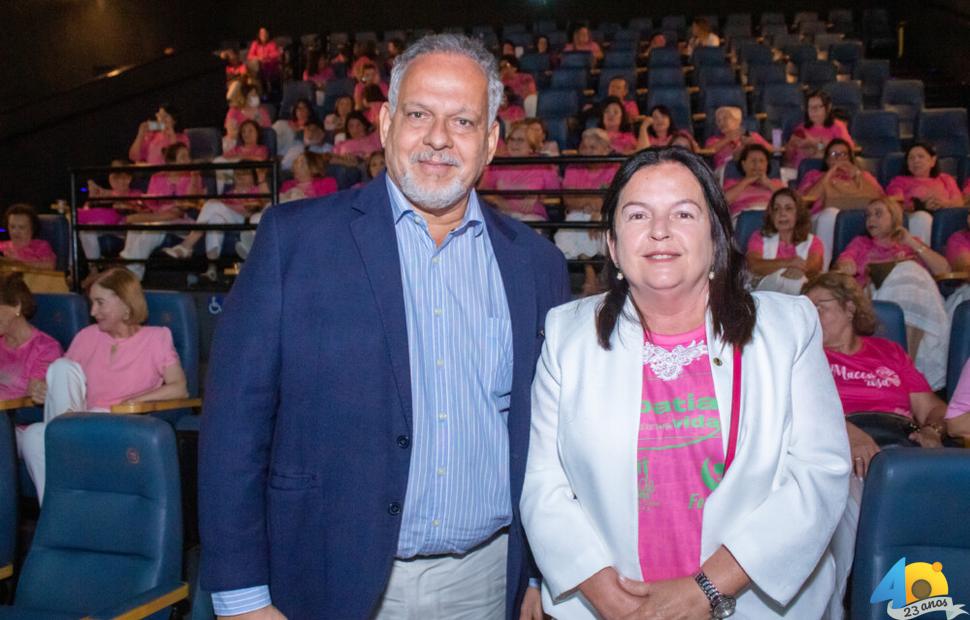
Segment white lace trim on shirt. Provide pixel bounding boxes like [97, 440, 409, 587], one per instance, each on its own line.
[642, 339, 708, 381]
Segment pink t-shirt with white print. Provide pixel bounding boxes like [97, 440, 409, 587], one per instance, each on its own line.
[637, 324, 723, 582]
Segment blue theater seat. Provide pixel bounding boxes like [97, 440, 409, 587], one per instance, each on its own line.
[851, 110, 901, 158]
[881, 79, 925, 141]
[0, 414, 187, 618]
[948, 300, 970, 401]
[37, 215, 70, 273]
[0, 413, 13, 584]
[872, 300, 907, 351]
[930, 207, 969, 254]
[185, 127, 222, 161]
[144, 291, 200, 426]
[733, 209, 766, 251]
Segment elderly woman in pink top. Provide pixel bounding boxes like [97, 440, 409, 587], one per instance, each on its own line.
[746, 188, 824, 294]
[563, 24, 604, 62]
[479, 121, 561, 221]
[0, 204, 56, 270]
[599, 96, 638, 155]
[128, 104, 190, 165]
[784, 90, 855, 170]
[332, 112, 382, 161]
[19, 268, 187, 503]
[723, 143, 785, 218]
[120, 143, 202, 281]
[834, 198, 951, 389]
[0, 273, 61, 401]
[886, 142, 965, 244]
[636, 105, 677, 150]
[247, 27, 282, 85]
[704, 106, 772, 171]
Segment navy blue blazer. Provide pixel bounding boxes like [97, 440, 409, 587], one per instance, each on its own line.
[199, 173, 571, 619]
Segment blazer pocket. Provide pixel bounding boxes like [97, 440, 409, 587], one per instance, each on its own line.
[269, 471, 318, 490]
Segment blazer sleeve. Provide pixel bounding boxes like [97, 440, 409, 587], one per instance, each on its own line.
[198, 207, 284, 592]
[719, 297, 851, 606]
[520, 306, 613, 601]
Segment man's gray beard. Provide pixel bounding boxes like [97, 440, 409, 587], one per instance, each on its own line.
[396, 169, 470, 212]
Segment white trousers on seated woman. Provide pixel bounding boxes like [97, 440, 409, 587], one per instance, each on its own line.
[755, 270, 807, 295]
[120, 232, 167, 280]
[15, 358, 105, 505]
[872, 261, 950, 389]
[907, 211, 933, 246]
[197, 200, 248, 260]
[238, 209, 264, 258]
[812, 207, 839, 270]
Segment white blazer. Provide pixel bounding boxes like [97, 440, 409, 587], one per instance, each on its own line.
[522, 291, 851, 619]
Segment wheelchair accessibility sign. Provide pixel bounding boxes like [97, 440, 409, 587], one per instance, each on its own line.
[871, 558, 967, 618]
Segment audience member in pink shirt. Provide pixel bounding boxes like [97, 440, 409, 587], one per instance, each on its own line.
[704, 106, 771, 170]
[324, 95, 354, 136]
[945, 360, 970, 442]
[0, 204, 56, 270]
[352, 63, 388, 111]
[0, 274, 61, 400]
[784, 90, 855, 170]
[599, 96, 637, 154]
[525, 118, 561, 156]
[247, 27, 282, 84]
[945, 209, 970, 271]
[479, 122, 561, 220]
[279, 152, 339, 201]
[20, 268, 188, 502]
[803, 273, 947, 477]
[499, 56, 537, 100]
[607, 77, 640, 119]
[303, 50, 334, 88]
[332, 112, 382, 161]
[636, 105, 678, 150]
[81, 160, 144, 264]
[886, 142, 965, 244]
[498, 87, 526, 131]
[563, 24, 603, 62]
[746, 188, 824, 294]
[224, 119, 270, 161]
[225, 83, 272, 131]
[128, 104, 191, 165]
[361, 84, 386, 125]
[723, 143, 785, 217]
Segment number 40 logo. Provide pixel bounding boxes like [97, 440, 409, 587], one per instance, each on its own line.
[870, 558, 967, 619]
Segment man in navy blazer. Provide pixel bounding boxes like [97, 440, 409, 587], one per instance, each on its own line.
[199, 34, 570, 619]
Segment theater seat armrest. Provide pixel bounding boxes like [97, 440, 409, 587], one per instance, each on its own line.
[933, 271, 969, 283]
[84, 581, 189, 619]
[0, 396, 35, 410]
[0, 563, 12, 580]
[110, 398, 203, 414]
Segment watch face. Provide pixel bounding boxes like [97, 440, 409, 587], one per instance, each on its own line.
[713, 597, 737, 618]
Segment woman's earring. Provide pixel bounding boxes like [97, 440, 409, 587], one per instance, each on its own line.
[616, 270, 624, 281]
[708, 270, 715, 280]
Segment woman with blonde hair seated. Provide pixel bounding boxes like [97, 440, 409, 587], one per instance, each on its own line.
[834, 198, 952, 389]
[18, 268, 187, 502]
[746, 188, 824, 294]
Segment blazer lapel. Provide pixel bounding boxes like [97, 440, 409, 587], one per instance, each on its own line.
[349, 174, 413, 430]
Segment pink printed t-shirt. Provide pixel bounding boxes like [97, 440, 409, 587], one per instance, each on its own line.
[608, 130, 638, 154]
[788, 120, 855, 169]
[824, 336, 930, 417]
[885, 174, 962, 210]
[479, 165, 562, 219]
[145, 172, 200, 213]
[333, 132, 382, 159]
[836, 236, 922, 286]
[704, 132, 772, 171]
[945, 229, 970, 268]
[0, 239, 57, 268]
[223, 144, 269, 161]
[746, 231, 824, 262]
[723, 178, 784, 216]
[637, 324, 722, 582]
[562, 164, 619, 191]
[502, 72, 537, 100]
[66, 324, 180, 410]
[225, 106, 272, 130]
[0, 328, 62, 400]
[138, 131, 190, 165]
[280, 177, 339, 198]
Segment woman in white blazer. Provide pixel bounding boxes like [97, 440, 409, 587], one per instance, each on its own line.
[521, 148, 851, 619]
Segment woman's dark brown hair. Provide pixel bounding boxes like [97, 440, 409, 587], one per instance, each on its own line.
[801, 272, 877, 336]
[761, 187, 812, 244]
[4, 203, 41, 240]
[596, 147, 756, 349]
[0, 272, 36, 319]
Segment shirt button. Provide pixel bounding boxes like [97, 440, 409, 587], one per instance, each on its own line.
[433, 308, 443, 316]
[388, 502, 402, 516]
[436, 358, 444, 367]
[437, 412, 447, 420]
[432, 257, 441, 264]
[437, 467, 446, 476]
[396, 435, 410, 449]
[432, 519, 441, 527]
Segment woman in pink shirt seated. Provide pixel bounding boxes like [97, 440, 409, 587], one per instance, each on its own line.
[834, 198, 951, 388]
[723, 143, 785, 217]
[599, 96, 638, 155]
[479, 121, 561, 221]
[280, 151, 339, 201]
[272, 98, 317, 156]
[525, 118, 561, 156]
[607, 77, 640, 120]
[224, 119, 270, 161]
[19, 268, 188, 502]
[225, 83, 272, 133]
[803, 273, 947, 477]
[746, 188, 824, 294]
[636, 105, 678, 150]
[128, 104, 191, 166]
[704, 106, 771, 171]
[784, 90, 855, 170]
[0, 204, 56, 271]
[0, 273, 61, 401]
[945, 209, 970, 272]
[563, 24, 604, 62]
[332, 112, 382, 161]
[247, 27, 282, 84]
[499, 55, 537, 101]
[886, 142, 965, 244]
[120, 143, 202, 281]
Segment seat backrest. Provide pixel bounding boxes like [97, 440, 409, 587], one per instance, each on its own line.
[871, 300, 907, 350]
[550, 68, 588, 90]
[831, 210, 867, 265]
[260, 127, 278, 158]
[787, 43, 818, 66]
[878, 152, 906, 187]
[597, 69, 637, 99]
[602, 51, 636, 69]
[853, 58, 890, 97]
[696, 66, 737, 89]
[537, 88, 580, 117]
[645, 87, 692, 129]
[542, 117, 572, 150]
[733, 209, 766, 251]
[762, 83, 804, 110]
[144, 291, 200, 398]
[760, 12, 786, 27]
[723, 22, 752, 39]
[850, 449, 970, 620]
[851, 110, 901, 157]
[830, 40, 863, 64]
[881, 79, 925, 111]
[15, 414, 182, 615]
[738, 43, 773, 67]
[647, 67, 686, 89]
[930, 207, 969, 254]
[37, 214, 69, 273]
[519, 53, 550, 74]
[691, 46, 728, 68]
[0, 414, 14, 571]
[948, 300, 970, 401]
[185, 127, 223, 161]
[628, 17, 653, 34]
[916, 108, 970, 158]
[797, 157, 826, 184]
[799, 60, 837, 89]
[560, 51, 593, 69]
[648, 47, 681, 68]
[279, 81, 315, 120]
[747, 63, 787, 89]
[32, 292, 89, 351]
[701, 84, 747, 116]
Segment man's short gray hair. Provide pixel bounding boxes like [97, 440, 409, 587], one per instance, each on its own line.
[388, 34, 504, 126]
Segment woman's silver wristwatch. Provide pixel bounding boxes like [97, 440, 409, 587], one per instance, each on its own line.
[694, 571, 736, 618]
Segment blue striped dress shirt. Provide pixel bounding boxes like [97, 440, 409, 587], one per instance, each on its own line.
[212, 177, 514, 614]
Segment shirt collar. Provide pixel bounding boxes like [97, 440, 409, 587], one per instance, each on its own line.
[385, 175, 485, 238]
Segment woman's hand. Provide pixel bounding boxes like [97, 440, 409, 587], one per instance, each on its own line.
[28, 379, 46, 404]
[846, 421, 880, 477]
[909, 425, 944, 448]
[924, 196, 944, 212]
[579, 567, 645, 620]
[616, 576, 711, 620]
